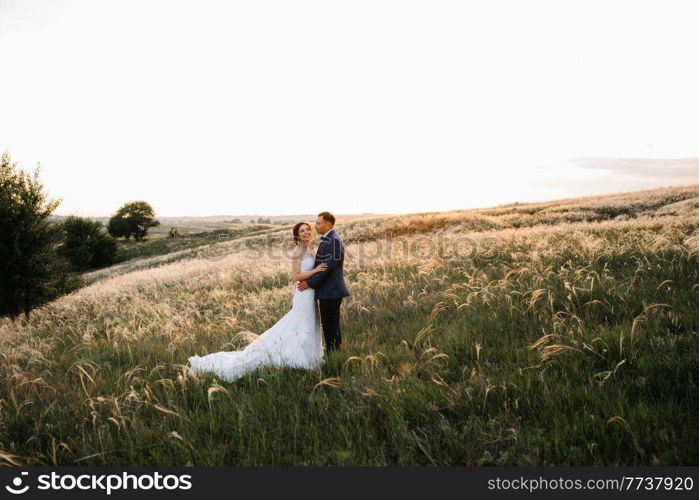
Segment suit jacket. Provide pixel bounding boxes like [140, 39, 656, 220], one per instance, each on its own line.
[306, 228, 350, 300]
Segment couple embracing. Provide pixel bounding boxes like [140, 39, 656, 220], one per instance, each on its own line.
[188, 212, 349, 381]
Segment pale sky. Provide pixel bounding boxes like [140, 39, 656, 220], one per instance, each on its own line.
[1, 0, 698, 217]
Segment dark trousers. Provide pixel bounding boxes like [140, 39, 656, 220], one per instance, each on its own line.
[318, 298, 343, 352]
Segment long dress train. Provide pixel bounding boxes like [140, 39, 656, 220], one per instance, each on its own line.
[188, 256, 324, 381]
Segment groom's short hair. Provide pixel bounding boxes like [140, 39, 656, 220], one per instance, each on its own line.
[318, 211, 335, 225]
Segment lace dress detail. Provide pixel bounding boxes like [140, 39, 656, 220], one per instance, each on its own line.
[188, 256, 324, 381]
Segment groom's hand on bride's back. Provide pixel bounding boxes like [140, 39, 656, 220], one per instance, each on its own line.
[297, 280, 309, 291]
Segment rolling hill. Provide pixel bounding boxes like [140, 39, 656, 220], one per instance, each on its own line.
[1, 185, 697, 465]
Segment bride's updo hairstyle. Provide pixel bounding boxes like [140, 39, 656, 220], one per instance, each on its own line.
[292, 222, 311, 245]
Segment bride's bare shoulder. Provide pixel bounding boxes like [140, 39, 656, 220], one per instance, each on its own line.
[291, 246, 305, 260]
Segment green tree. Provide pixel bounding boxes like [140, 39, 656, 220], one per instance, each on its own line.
[0, 151, 77, 320]
[107, 201, 160, 241]
[58, 216, 118, 270]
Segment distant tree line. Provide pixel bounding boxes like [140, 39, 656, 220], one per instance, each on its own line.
[250, 218, 290, 225]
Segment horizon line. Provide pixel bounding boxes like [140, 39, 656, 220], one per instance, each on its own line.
[51, 182, 699, 220]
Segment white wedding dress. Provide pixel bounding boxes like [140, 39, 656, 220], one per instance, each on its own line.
[188, 256, 325, 381]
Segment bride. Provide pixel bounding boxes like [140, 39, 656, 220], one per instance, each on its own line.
[187, 222, 328, 381]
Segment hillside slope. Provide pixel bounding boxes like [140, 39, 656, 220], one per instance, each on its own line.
[0, 185, 697, 465]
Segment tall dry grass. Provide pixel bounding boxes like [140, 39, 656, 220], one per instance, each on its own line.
[0, 185, 697, 465]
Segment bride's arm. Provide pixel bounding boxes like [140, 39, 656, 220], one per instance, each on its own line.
[290, 253, 327, 281]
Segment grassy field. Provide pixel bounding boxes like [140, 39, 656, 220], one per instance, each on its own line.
[112, 224, 277, 264]
[1, 185, 697, 466]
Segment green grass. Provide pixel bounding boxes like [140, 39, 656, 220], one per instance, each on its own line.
[114, 224, 278, 263]
[0, 186, 697, 465]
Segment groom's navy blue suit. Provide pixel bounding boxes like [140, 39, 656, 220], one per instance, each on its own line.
[306, 228, 349, 352]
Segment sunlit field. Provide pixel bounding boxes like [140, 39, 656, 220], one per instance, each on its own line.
[1, 185, 697, 465]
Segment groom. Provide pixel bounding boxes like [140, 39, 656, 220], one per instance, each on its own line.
[297, 211, 350, 353]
